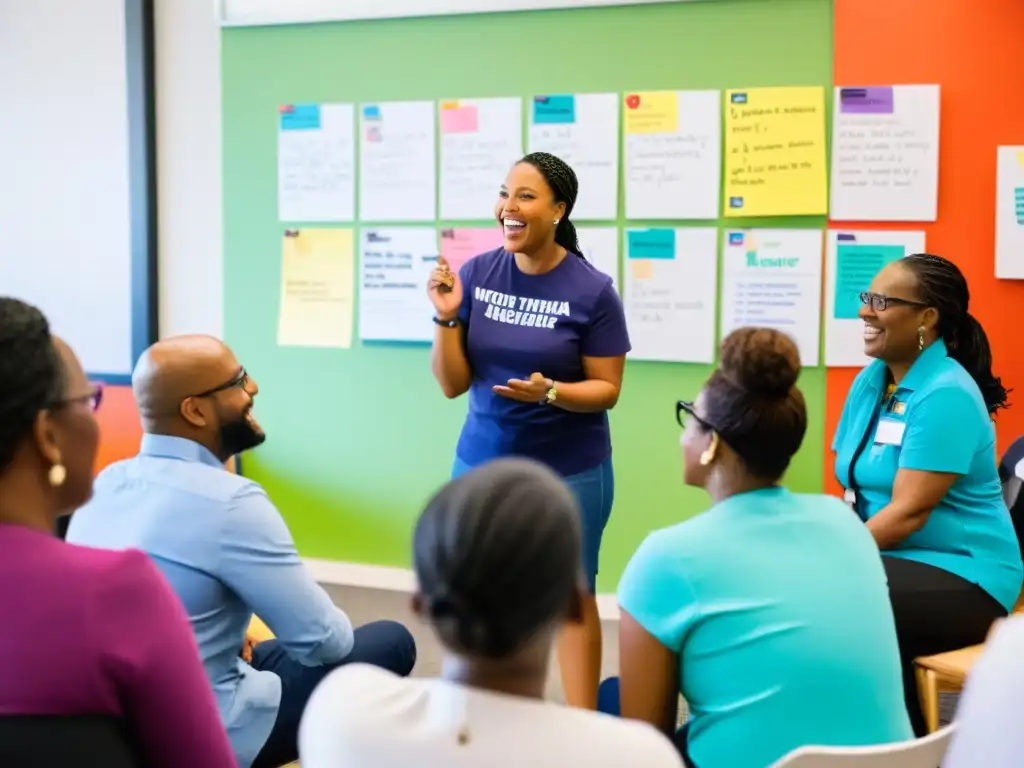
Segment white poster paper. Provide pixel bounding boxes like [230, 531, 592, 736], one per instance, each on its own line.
[358, 227, 439, 343]
[277, 103, 355, 222]
[576, 226, 620, 292]
[358, 101, 436, 221]
[996, 146, 1024, 280]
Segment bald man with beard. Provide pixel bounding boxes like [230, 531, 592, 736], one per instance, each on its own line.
[67, 336, 417, 768]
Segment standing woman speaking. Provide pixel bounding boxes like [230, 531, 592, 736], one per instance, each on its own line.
[426, 152, 631, 709]
[833, 253, 1023, 735]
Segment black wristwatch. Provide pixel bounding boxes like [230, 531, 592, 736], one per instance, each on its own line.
[433, 316, 459, 328]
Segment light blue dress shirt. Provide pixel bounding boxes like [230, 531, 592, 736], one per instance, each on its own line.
[833, 339, 1023, 612]
[67, 434, 354, 768]
[618, 487, 912, 768]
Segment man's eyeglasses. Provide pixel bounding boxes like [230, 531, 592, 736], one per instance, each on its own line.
[53, 382, 104, 413]
[859, 292, 929, 312]
[191, 368, 249, 399]
[676, 400, 711, 430]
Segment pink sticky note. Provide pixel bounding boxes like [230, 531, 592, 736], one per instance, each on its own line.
[440, 228, 504, 273]
[441, 106, 479, 134]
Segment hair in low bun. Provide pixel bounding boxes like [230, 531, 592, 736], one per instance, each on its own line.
[701, 327, 807, 481]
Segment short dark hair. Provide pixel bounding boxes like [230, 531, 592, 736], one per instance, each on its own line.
[701, 327, 807, 481]
[517, 152, 583, 258]
[900, 253, 1010, 413]
[413, 458, 581, 659]
[0, 298, 64, 473]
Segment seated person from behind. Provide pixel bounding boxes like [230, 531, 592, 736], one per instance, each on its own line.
[298, 458, 684, 768]
[67, 335, 416, 768]
[608, 328, 913, 768]
[0, 299, 236, 768]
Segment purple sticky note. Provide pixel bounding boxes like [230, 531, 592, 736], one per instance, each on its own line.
[839, 86, 895, 114]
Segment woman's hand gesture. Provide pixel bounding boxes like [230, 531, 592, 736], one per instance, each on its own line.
[427, 256, 462, 320]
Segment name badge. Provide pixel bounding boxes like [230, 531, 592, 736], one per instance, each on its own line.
[874, 418, 906, 446]
[843, 488, 857, 509]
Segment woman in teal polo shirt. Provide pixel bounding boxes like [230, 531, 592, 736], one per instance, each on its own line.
[833, 253, 1023, 736]
[610, 328, 912, 768]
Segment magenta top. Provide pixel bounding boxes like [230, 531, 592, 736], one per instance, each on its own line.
[0, 524, 237, 768]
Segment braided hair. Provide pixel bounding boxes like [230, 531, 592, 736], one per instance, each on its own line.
[0, 298, 65, 473]
[517, 152, 584, 259]
[413, 458, 581, 659]
[900, 253, 1010, 413]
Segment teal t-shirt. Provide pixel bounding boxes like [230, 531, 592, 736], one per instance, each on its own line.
[833, 339, 1023, 612]
[617, 487, 912, 768]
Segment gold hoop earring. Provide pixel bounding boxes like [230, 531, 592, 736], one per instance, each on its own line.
[700, 432, 719, 466]
[917, 326, 925, 351]
[48, 463, 67, 488]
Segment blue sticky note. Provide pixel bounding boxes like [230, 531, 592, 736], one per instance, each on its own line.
[728, 232, 745, 246]
[729, 196, 744, 209]
[834, 244, 904, 319]
[280, 104, 321, 131]
[627, 229, 676, 259]
[363, 104, 381, 120]
[533, 95, 576, 124]
[731, 92, 748, 104]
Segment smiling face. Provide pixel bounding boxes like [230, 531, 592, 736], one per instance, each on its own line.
[494, 162, 566, 256]
[860, 262, 937, 363]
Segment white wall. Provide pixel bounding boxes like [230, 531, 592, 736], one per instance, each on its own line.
[155, 0, 224, 339]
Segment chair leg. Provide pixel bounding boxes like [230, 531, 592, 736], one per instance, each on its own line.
[915, 666, 940, 734]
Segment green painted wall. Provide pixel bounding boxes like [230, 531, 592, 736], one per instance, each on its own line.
[221, 0, 833, 592]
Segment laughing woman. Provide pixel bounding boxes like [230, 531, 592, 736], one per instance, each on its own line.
[426, 152, 631, 709]
[833, 253, 1023, 734]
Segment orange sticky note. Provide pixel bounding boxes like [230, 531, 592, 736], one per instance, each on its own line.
[630, 259, 654, 280]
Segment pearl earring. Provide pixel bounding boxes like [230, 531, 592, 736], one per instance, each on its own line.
[48, 463, 66, 487]
[553, 219, 560, 225]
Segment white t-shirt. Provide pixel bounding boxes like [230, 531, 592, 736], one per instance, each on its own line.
[299, 664, 685, 768]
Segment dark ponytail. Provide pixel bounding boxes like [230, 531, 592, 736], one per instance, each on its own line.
[517, 152, 585, 259]
[901, 254, 1010, 413]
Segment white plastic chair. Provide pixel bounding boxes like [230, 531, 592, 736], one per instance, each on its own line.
[767, 723, 956, 767]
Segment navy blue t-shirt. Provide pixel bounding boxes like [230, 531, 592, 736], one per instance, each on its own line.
[455, 248, 631, 477]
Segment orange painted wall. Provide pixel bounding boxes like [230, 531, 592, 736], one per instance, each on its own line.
[826, 0, 1024, 494]
[95, 385, 142, 472]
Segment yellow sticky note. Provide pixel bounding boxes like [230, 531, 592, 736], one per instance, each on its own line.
[1017, 150, 1024, 169]
[277, 228, 354, 349]
[723, 86, 828, 217]
[624, 91, 678, 134]
[440, 101, 460, 111]
[630, 259, 654, 280]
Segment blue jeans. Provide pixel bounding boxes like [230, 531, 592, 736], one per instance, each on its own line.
[250, 620, 416, 768]
[452, 456, 614, 593]
[598, 677, 695, 767]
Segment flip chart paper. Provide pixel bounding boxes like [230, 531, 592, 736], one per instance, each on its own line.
[824, 229, 925, 366]
[995, 146, 1024, 279]
[624, 227, 718, 364]
[277, 228, 354, 348]
[721, 229, 824, 366]
[830, 85, 940, 222]
[723, 87, 828, 217]
[439, 228, 505, 274]
[359, 101, 436, 222]
[440, 97, 523, 220]
[359, 227, 440, 343]
[576, 226, 620, 292]
[278, 103, 355, 222]
[529, 93, 618, 220]
[623, 90, 721, 220]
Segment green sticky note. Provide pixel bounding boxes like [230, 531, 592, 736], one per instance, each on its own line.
[834, 243, 904, 319]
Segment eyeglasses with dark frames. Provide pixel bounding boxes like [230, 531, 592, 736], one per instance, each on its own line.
[190, 368, 249, 399]
[52, 382, 104, 413]
[859, 292, 929, 312]
[676, 400, 711, 430]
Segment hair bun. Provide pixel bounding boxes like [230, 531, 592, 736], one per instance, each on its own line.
[718, 327, 800, 398]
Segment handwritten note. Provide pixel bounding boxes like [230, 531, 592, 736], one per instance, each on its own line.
[623, 91, 721, 220]
[995, 146, 1024, 279]
[440, 97, 523, 220]
[723, 87, 828, 217]
[528, 93, 618, 220]
[359, 227, 439, 343]
[830, 85, 940, 222]
[277, 228, 354, 348]
[277, 104, 355, 222]
[624, 227, 718, 364]
[359, 101, 436, 222]
[721, 229, 824, 365]
[824, 229, 925, 366]
[439, 228, 505, 274]
[576, 226, 620, 292]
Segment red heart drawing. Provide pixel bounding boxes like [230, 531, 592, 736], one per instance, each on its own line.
[625, 94, 641, 109]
